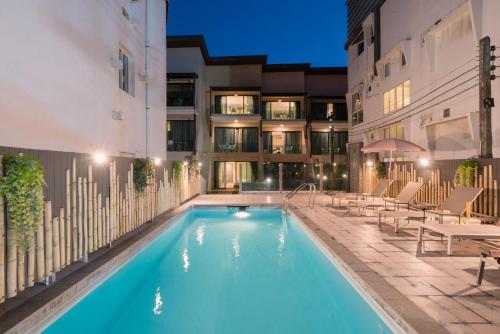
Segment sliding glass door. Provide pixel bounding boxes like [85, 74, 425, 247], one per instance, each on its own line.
[214, 162, 257, 189]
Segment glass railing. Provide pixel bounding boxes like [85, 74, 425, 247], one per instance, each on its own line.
[212, 142, 259, 153]
[167, 140, 194, 152]
[263, 145, 302, 154]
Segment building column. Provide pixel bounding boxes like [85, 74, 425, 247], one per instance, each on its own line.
[319, 162, 324, 192]
[279, 163, 283, 193]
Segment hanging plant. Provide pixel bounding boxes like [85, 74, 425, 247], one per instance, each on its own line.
[0, 154, 45, 250]
[454, 160, 478, 187]
[375, 160, 386, 179]
[172, 161, 183, 184]
[188, 160, 200, 179]
[133, 158, 154, 193]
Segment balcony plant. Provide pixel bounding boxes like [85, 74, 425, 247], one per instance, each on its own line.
[454, 160, 478, 187]
[133, 158, 154, 193]
[0, 154, 45, 250]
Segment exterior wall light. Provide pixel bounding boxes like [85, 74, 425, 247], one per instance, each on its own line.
[94, 152, 107, 164]
[323, 175, 327, 180]
[265, 177, 272, 183]
[183, 161, 188, 167]
[342, 173, 347, 178]
[198, 162, 203, 167]
[154, 158, 161, 166]
[366, 160, 374, 167]
[419, 158, 430, 167]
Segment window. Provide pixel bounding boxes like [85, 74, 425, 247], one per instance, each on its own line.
[263, 131, 302, 154]
[311, 132, 330, 155]
[384, 63, 391, 78]
[213, 127, 259, 153]
[383, 123, 404, 139]
[122, 7, 130, 20]
[383, 80, 410, 113]
[214, 95, 258, 114]
[168, 82, 195, 106]
[311, 103, 347, 121]
[262, 101, 301, 120]
[352, 92, 363, 125]
[119, 48, 134, 95]
[167, 120, 194, 151]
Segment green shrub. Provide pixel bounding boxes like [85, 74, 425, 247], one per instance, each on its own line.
[133, 158, 154, 193]
[454, 160, 478, 187]
[0, 154, 45, 250]
[375, 160, 386, 179]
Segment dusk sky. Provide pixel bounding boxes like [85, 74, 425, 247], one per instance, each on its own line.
[167, 0, 347, 67]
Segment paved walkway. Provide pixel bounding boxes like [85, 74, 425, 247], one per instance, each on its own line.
[192, 194, 500, 334]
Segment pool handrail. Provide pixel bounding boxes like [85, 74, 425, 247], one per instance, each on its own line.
[283, 183, 316, 215]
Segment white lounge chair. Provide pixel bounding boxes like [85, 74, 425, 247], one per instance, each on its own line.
[347, 181, 423, 215]
[331, 179, 391, 207]
[417, 223, 500, 255]
[379, 186, 483, 233]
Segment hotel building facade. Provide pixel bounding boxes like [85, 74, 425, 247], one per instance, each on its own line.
[345, 0, 500, 192]
[167, 36, 348, 192]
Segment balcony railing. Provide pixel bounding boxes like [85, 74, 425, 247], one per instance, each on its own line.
[263, 145, 302, 154]
[212, 142, 259, 153]
[167, 140, 194, 152]
[311, 147, 347, 155]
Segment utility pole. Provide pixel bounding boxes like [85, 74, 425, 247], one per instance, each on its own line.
[479, 36, 496, 158]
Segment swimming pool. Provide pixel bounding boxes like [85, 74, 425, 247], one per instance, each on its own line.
[43, 207, 401, 333]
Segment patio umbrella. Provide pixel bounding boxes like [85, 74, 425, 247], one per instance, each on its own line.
[361, 138, 425, 175]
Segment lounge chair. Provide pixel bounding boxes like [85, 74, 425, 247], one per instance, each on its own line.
[417, 223, 500, 255]
[379, 186, 483, 233]
[476, 250, 500, 286]
[347, 181, 423, 215]
[331, 179, 391, 207]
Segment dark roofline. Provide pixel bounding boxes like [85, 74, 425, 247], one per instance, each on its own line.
[167, 35, 347, 73]
[167, 73, 199, 79]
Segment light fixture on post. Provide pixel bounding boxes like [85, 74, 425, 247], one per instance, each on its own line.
[94, 152, 107, 164]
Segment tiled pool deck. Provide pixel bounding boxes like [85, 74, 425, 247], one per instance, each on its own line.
[191, 194, 500, 334]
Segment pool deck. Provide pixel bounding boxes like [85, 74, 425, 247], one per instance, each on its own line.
[191, 194, 500, 334]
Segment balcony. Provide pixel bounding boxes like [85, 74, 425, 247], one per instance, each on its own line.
[167, 140, 194, 152]
[263, 144, 302, 154]
[212, 142, 259, 153]
[262, 101, 304, 120]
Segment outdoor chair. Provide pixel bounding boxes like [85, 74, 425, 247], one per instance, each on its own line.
[476, 250, 500, 286]
[331, 179, 391, 207]
[378, 186, 483, 233]
[347, 181, 423, 215]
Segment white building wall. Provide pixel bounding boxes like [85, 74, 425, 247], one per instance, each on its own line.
[0, 0, 167, 159]
[347, 0, 500, 161]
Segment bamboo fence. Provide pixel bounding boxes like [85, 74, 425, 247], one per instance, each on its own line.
[0, 157, 201, 303]
[363, 162, 498, 217]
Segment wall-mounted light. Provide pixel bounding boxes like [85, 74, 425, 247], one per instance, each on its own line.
[94, 152, 107, 164]
[316, 174, 320, 178]
[277, 99, 282, 102]
[329, 125, 332, 129]
[234, 120, 239, 123]
[419, 158, 430, 167]
[183, 161, 188, 167]
[366, 160, 374, 167]
[154, 158, 161, 166]
[234, 94, 238, 97]
[323, 175, 327, 180]
[198, 162, 203, 168]
[333, 163, 337, 167]
[342, 173, 347, 178]
[265, 177, 272, 183]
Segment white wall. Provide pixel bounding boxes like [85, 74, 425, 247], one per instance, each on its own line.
[347, 0, 500, 160]
[0, 0, 167, 159]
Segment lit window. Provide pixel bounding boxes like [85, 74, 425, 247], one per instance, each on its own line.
[352, 92, 363, 125]
[383, 80, 410, 113]
[214, 95, 257, 114]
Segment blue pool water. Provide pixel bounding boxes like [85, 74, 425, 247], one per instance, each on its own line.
[44, 208, 397, 334]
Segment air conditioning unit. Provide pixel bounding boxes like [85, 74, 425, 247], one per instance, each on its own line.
[112, 110, 123, 120]
[110, 58, 123, 70]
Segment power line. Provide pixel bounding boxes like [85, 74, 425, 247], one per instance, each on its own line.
[349, 67, 478, 136]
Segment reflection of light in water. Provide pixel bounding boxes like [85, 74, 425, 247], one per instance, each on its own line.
[196, 224, 206, 246]
[182, 249, 190, 272]
[152, 287, 163, 315]
[232, 235, 240, 257]
[278, 220, 287, 256]
[233, 211, 250, 218]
